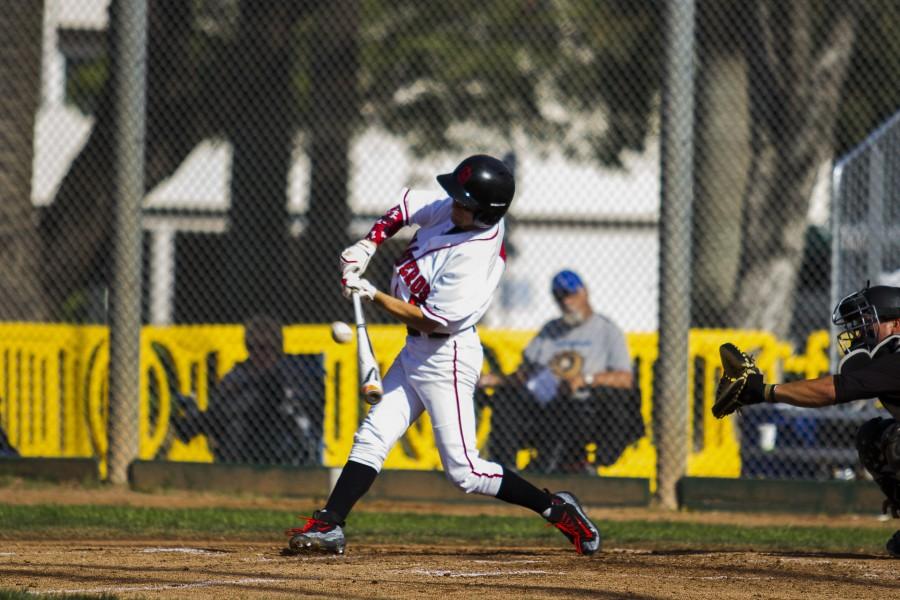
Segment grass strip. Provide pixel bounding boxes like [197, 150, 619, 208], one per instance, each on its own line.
[0, 503, 889, 554]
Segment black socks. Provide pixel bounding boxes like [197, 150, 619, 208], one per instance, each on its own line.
[323, 460, 379, 521]
[324, 462, 554, 521]
[495, 469, 553, 515]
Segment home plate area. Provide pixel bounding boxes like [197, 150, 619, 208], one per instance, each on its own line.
[0, 540, 895, 599]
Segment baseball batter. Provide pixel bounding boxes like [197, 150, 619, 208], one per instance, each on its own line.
[286, 154, 600, 556]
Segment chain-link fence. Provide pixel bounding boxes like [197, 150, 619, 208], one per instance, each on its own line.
[2, 0, 900, 491]
[832, 111, 900, 342]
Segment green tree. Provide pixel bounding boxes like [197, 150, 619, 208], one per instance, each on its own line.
[360, 0, 661, 162]
[0, 1, 46, 320]
[690, 0, 750, 328]
[289, 0, 363, 321]
[44, 0, 310, 324]
[216, 0, 307, 322]
[834, 1, 900, 157]
[731, 2, 857, 334]
[690, 1, 859, 335]
[44, 0, 900, 329]
[40, 0, 217, 321]
[37, 0, 664, 323]
[292, 0, 664, 320]
[343, 0, 855, 336]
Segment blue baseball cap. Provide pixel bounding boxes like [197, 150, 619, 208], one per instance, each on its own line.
[551, 270, 585, 298]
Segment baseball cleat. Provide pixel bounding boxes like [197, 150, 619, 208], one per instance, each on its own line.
[286, 510, 346, 555]
[887, 530, 900, 558]
[546, 491, 601, 556]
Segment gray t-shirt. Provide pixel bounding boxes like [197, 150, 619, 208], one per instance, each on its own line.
[522, 313, 632, 404]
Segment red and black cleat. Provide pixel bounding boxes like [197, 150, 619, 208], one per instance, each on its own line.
[286, 509, 346, 555]
[546, 491, 601, 556]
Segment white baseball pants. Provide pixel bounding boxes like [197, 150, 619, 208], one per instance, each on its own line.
[347, 329, 504, 497]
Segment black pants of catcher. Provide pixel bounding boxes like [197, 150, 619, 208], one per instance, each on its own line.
[856, 417, 900, 507]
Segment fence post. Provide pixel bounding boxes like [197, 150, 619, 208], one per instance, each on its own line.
[107, 0, 148, 484]
[656, 0, 695, 509]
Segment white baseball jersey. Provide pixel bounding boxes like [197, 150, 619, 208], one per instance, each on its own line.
[347, 188, 508, 497]
[390, 188, 506, 334]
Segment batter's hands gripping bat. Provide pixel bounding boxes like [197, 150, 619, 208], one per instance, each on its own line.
[352, 292, 383, 404]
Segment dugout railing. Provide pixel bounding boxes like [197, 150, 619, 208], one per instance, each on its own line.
[0, 323, 832, 482]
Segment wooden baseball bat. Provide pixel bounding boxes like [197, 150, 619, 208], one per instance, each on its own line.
[352, 292, 383, 404]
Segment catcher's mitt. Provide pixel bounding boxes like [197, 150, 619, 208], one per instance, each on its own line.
[712, 343, 771, 418]
[549, 350, 584, 379]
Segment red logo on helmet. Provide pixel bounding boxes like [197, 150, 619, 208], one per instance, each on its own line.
[457, 165, 473, 185]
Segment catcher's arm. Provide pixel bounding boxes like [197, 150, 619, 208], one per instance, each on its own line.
[769, 376, 836, 408]
[712, 343, 776, 418]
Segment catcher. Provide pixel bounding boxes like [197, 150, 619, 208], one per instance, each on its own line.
[479, 270, 643, 473]
[713, 283, 900, 557]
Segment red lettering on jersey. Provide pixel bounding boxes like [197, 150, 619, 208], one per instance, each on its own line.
[399, 260, 420, 285]
[410, 275, 426, 295]
[405, 282, 429, 306]
[500, 242, 507, 261]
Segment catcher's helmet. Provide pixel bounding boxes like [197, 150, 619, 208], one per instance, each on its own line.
[437, 154, 515, 227]
[832, 284, 900, 352]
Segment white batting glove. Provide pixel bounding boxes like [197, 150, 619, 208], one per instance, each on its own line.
[340, 239, 376, 278]
[342, 273, 377, 301]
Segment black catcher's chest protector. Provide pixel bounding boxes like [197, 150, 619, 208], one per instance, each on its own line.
[838, 336, 900, 411]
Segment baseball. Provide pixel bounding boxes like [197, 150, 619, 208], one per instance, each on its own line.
[330, 321, 353, 344]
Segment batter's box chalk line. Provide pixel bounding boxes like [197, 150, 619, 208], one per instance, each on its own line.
[46, 577, 279, 595]
[140, 547, 227, 554]
[405, 568, 556, 578]
[470, 559, 541, 564]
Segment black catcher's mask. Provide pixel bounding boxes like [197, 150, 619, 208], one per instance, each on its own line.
[832, 283, 900, 353]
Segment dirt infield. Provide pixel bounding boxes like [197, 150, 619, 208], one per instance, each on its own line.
[2, 540, 898, 599]
[1, 481, 899, 598]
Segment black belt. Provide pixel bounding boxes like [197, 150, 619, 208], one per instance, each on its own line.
[407, 327, 451, 339]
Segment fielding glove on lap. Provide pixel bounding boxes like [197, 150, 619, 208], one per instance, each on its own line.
[712, 343, 776, 418]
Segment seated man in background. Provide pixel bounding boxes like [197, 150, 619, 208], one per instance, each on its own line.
[479, 270, 644, 473]
[171, 315, 324, 466]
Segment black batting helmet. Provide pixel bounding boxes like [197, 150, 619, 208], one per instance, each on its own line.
[437, 154, 515, 227]
[832, 284, 900, 352]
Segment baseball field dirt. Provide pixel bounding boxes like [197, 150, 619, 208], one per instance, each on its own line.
[1, 481, 899, 599]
